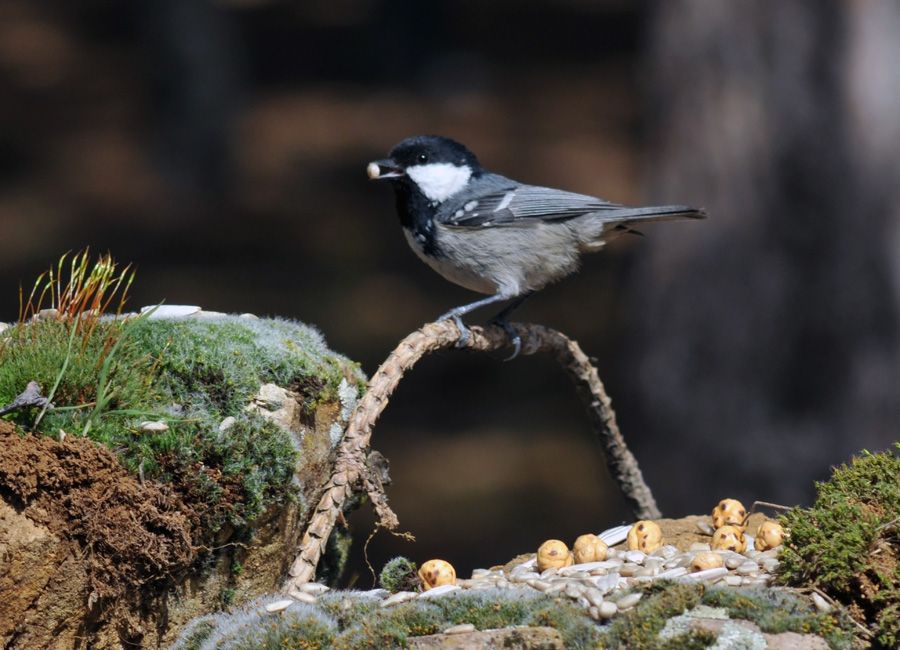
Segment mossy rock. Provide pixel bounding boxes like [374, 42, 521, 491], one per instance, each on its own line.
[172, 589, 602, 649]
[776, 445, 899, 648]
[0, 313, 365, 648]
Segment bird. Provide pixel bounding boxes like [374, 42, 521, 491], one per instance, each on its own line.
[367, 134, 705, 358]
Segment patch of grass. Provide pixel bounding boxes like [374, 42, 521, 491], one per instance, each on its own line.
[776, 446, 899, 648]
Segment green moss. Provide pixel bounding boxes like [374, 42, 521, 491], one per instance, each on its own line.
[702, 587, 856, 649]
[171, 615, 217, 650]
[776, 446, 899, 648]
[0, 315, 364, 536]
[378, 556, 419, 594]
[183, 589, 601, 650]
[599, 582, 704, 649]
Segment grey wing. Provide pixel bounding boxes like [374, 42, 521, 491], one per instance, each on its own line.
[438, 183, 623, 228]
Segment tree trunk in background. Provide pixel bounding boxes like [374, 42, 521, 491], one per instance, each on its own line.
[624, 0, 900, 510]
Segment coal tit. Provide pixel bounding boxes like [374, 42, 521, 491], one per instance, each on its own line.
[368, 135, 705, 358]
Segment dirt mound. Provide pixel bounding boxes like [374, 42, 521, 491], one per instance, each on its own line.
[0, 421, 196, 601]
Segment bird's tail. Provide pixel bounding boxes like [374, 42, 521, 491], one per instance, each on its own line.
[577, 204, 705, 251]
[599, 204, 706, 224]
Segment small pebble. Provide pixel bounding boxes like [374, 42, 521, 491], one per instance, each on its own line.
[443, 624, 475, 635]
[527, 579, 552, 592]
[598, 601, 618, 619]
[689, 542, 711, 552]
[381, 591, 417, 607]
[624, 551, 646, 564]
[617, 592, 642, 610]
[811, 592, 833, 613]
[635, 567, 657, 578]
[619, 563, 640, 577]
[584, 588, 605, 608]
[418, 584, 460, 599]
[218, 416, 236, 433]
[657, 567, 688, 579]
[589, 606, 601, 620]
[290, 591, 317, 604]
[725, 575, 743, 586]
[356, 588, 388, 599]
[265, 599, 294, 613]
[300, 582, 330, 595]
[140, 420, 169, 432]
[737, 561, 760, 576]
[653, 545, 679, 559]
[724, 555, 744, 569]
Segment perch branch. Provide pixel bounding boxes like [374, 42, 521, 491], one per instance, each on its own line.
[284, 320, 660, 591]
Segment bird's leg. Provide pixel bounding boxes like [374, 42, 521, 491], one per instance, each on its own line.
[437, 293, 511, 348]
[488, 292, 533, 360]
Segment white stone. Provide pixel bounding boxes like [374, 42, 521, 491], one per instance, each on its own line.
[141, 305, 201, 319]
[239, 313, 259, 319]
[657, 567, 688, 579]
[265, 599, 294, 613]
[289, 591, 317, 604]
[689, 542, 711, 552]
[617, 592, 642, 610]
[356, 588, 389, 599]
[737, 561, 760, 576]
[619, 563, 639, 577]
[725, 575, 743, 586]
[140, 420, 169, 432]
[418, 584, 460, 599]
[218, 416, 236, 433]
[381, 591, 417, 607]
[560, 560, 620, 574]
[652, 545, 679, 559]
[598, 601, 618, 619]
[300, 582, 330, 595]
[624, 551, 646, 564]
[811, 592, 833, 613]
[678, 567, 728, 582]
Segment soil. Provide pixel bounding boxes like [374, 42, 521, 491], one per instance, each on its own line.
[0, 420, 199, 646]
[0, 421, 197, 600]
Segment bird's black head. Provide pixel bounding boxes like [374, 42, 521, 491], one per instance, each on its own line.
[367, 135, 482, 204]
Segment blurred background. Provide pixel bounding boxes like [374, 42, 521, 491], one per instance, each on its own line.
[1, 0, 898, 584]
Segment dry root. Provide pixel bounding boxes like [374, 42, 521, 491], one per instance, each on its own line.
[284, 320, 660, 590]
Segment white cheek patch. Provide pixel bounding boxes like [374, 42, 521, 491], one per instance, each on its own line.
[406, 163, 472, 203]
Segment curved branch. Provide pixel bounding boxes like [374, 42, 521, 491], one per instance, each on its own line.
[284, 320, 659, 591]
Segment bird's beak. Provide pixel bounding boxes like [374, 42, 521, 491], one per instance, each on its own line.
[367, 159, 405, 180]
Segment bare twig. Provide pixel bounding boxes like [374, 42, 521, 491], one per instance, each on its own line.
[283, 320, 660, 590]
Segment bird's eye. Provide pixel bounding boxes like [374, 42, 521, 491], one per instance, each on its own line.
[417, 153, 428, 163]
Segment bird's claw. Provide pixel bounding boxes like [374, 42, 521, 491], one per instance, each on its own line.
[490, 318, 522, 361]
[453, 316, 471, 347]
[438, 311, 471, 348]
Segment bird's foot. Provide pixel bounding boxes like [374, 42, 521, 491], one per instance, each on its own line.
[490, 317, 521, 361]
[437, 310, 471, 348]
